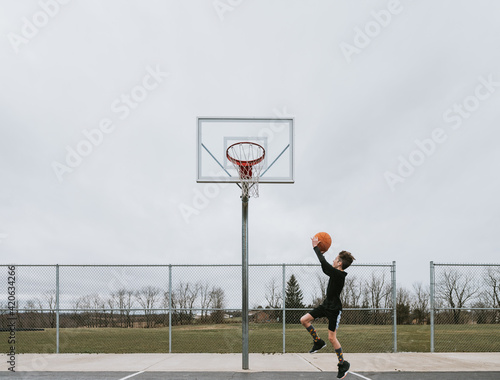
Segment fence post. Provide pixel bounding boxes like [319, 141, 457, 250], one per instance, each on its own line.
[391, 261, 397, 353]
[430, 261, 435, 353]
[56, 264, 60, 354]
[169, 264, 172, 354]
[282, 264, 286, 353]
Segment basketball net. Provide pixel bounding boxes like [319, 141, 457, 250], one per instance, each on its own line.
[226, 142, 265, 198]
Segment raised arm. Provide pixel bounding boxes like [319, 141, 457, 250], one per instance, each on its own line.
[313, 246, 337, 276]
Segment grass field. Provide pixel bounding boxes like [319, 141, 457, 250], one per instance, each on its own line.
[2, 323, 499, 353]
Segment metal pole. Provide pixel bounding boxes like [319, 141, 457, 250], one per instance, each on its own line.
[56, 264, 60, 354]
[391, 261, 397, 353]
[282, 263, 286, 353]
[430, 261, 435, 353]
[169, 264, 172, 354]
[242, 195, 249, 370]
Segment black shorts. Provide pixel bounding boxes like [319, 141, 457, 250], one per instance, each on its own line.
[309, 305, 342, 332]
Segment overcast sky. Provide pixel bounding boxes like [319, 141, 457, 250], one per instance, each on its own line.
[1, 0, 499, 289]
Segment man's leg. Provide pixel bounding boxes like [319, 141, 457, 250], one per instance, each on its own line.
[329, 330, 349, 378]
[328, 312, 350, 379]
[328, 329, 343, 360]
[300, 313, 314, 328]
[300, 313, 320, 342]
[301, 313, 326, 353]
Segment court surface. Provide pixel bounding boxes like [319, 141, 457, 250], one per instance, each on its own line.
[2, 371, 500, 379]
[2, 353, 499, 379]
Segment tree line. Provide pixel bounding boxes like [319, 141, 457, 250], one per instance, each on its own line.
[433, 267, 500, 324]
[261, 273, 397, 325]
[260, 267, 500, 325]
[2, 267, 499, 328]
[0, 281, 226, 329]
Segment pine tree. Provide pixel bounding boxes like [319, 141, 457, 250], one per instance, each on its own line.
[285, 274, 305, 323]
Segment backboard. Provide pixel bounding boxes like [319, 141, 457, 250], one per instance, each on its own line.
[197, 117, 294, 184]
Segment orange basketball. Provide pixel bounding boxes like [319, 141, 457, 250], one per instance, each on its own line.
[314, 232, 332, 253]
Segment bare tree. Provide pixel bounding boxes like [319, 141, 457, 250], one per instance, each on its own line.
[90, 293, 105, 327]
[124, 290, 135, 327]
[24, 299, 38, 328]
[199, 282, 214, 323]
[17, 299, 38, 328]
[383, 283, 393, 310]
[73, 293, 104, 328]
[43, 290, 57, 328]
[366, 273, 391, 324]
[317, 274, 328, 301]
[485, 267, 500, 307]
[308, 274, 329, 309]
[484, 267, 500, 323]
[135, 286, 162, 328]
[265, 278, 282, 308]
[175, 282, 199, 324]
[264, 278, 282, 321]
[111, 288, 135, 327]
[412, 282, 429, 324]
[169, 286, 181, 325]
[106, 296, 115, 327]
[338, 275, 364, 324]
[437, 269, 479, 324]
[396, 286, 411, 324]
[25, 299, 37, 310]
[187, 284, 199, 313]
[366, 273, 387, 308]
[0, 302, 7, 328]
[341, 275, 362, 308]
[74, 294, 91, 327]
[210, 286, 225, 323]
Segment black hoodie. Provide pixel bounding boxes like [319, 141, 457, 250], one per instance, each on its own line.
[314, 246, 348, 311]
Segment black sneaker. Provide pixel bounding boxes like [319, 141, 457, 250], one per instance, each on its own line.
[309, 339, 326, 353]
[337, 360, 350, 379]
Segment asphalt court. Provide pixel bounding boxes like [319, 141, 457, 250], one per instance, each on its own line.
[2, 372, 500, 380]
[3, 353, 500, 379]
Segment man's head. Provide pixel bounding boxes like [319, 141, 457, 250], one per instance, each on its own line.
[334, 251, 355, 270]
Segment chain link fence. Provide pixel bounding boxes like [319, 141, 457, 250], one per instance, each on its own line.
[4, 262, 499, 353]
[430, 262, 500, 352]
[1, 263, 396, 354]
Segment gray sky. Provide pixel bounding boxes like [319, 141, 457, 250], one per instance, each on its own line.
[1, 0, 499, 289]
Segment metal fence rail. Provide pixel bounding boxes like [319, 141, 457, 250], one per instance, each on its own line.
[430, 262, 500, 352]
[1, 263, 396, 354]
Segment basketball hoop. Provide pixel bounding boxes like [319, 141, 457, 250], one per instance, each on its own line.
[226, 142, 265, 198]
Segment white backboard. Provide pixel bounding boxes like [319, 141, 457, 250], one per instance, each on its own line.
[197, 117, 294, 183]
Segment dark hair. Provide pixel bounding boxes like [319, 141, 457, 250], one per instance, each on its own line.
[339, 251, 355, 270]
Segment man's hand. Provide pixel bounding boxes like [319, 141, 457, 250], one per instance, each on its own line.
[311, 236, 325, 253]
